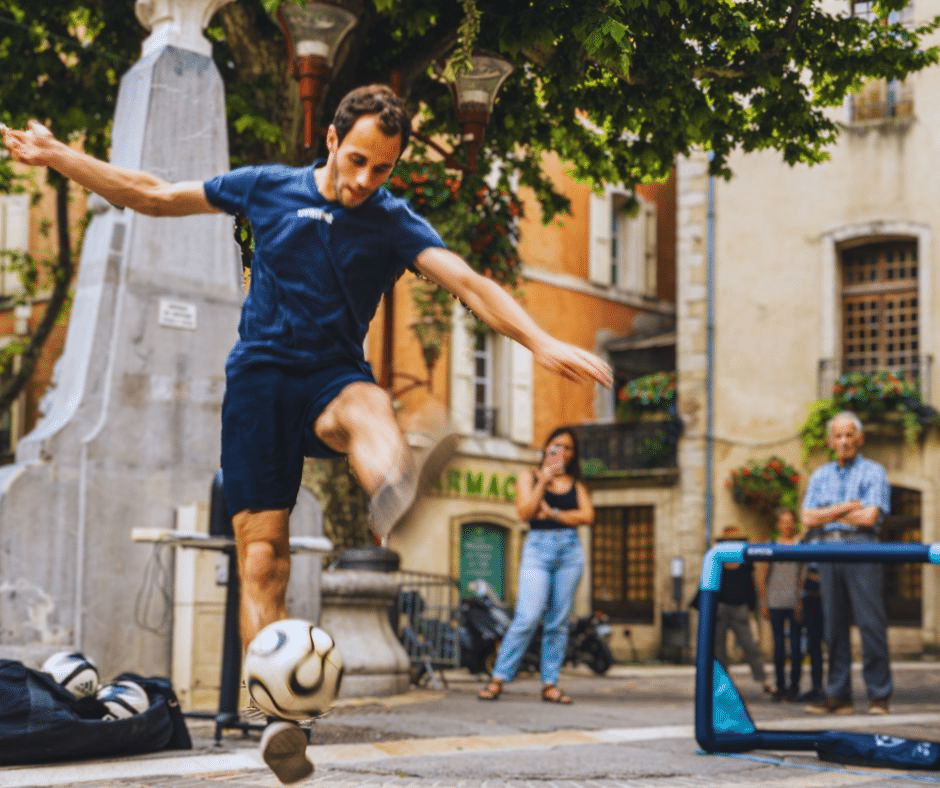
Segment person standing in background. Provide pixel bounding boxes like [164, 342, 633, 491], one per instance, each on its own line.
[713, 524, 772, 697]
[478, 426, 594, 704]
[796, 556, 825, 703]
[802, 411, 891, 716]
[755, 508, 803, 702]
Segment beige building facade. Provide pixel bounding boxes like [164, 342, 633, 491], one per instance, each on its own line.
[675, 0, 940, 658]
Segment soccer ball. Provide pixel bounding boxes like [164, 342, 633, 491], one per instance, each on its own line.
[243, 619, 344, 721]
[41, 651, 99, 698]
[96, 679, 150, 720]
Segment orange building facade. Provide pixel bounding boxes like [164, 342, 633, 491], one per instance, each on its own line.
[373, 157, 681, 662]
[0, 166, 83, 461]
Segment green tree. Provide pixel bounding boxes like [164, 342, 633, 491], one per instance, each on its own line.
[3, 0, 936, 409]
[0, 1, 142, 413]
[219, 0, 939, 360]
[1, 1, 937, 542]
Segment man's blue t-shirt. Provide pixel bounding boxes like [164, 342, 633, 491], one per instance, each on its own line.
[204, 162, 445, 373]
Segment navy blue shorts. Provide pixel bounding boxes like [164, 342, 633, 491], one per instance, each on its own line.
[220, 361, 374, 515]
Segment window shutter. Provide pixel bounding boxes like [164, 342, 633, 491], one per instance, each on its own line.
[626, 209, 645, 292]
[0, 195, 28, 297]
[588, 190, 612, 285]
[507, 340, 533, 444]
[449, 302, 474, 434]
[3, 196, 28, 251]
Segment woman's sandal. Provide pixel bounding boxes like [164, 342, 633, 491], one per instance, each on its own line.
[478, 679, 503, 701]
[542, 684, 572, 704]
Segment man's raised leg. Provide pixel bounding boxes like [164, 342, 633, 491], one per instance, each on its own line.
[315, 382, 456, 538]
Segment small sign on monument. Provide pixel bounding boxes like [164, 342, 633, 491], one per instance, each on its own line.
[159, 298, 198, 330]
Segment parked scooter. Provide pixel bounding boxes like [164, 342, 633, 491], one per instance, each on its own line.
[457, 580, 514, 675]
[459, 580, 614, 676]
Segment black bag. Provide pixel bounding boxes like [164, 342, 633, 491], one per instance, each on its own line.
[817, 731, 940, 770]
[0, 659, 191, 765]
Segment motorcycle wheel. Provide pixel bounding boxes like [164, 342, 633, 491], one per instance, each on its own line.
[584, 640, 614, 675]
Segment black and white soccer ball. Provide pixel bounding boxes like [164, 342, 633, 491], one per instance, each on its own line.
[244, 619, 344, 721]
[96, 679, 150, 720]
[41, 651, 99, 698]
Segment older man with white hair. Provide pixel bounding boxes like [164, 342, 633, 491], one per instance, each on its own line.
[801, 410, 892, 716]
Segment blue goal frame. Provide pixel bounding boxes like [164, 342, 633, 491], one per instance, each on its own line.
[694, 541, 940, 754]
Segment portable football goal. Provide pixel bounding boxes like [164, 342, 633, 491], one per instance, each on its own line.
[694, 540, 940, 769]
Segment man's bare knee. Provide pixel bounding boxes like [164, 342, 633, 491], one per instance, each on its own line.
[315, 382, 399, 454]
[242, 540, 288, 585]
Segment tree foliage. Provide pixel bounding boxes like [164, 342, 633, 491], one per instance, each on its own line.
[0, 0, 935, 543]
[0, 0, 937, 424]
[226, 0, 940, 209]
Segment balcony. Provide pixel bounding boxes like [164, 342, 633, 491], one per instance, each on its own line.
[818, 356, 933, 402]
[849, 78, 913, 124]
[573, 419, 681, 478]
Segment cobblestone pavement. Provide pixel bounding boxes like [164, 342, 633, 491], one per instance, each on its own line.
[3, 662, 940, 787]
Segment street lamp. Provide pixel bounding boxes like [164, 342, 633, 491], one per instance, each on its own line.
[276, 1, 358, 150]
[451, 52, 514, 172]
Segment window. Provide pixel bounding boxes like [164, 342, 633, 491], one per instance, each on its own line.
[850, 77, 913, 122]
[591, 505, 655, 622]
[589, 189, 657, 296]
[851, 1, 912, 24]
[849, 3, 914, 121]
[841, 239, 919, 378]
[882, 486, 921, 625]
[0, 194, 29, 298]
[450, 302, 533, 443]
[472, 332, 496, 434]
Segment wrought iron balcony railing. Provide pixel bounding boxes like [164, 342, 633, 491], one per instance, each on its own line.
[573, 419, 681, 477]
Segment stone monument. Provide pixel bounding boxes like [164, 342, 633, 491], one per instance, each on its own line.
[0, 0, 291, 679]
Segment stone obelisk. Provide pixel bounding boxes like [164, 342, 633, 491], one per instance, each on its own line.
[0, 0, 249, 678]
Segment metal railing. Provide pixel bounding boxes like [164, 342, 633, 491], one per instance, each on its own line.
[393, 570, 462, 688]
[573, 420, 681, 477]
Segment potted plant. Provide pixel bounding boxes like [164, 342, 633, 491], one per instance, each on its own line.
[727, 456, 801, 517]
[616, 371, 677, 422]
[799, 371, 940, 459]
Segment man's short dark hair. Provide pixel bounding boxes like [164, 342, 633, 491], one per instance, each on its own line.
[332, 84, 411, 154]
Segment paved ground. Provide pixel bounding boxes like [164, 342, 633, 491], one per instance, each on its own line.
[3, 661, 940, 787]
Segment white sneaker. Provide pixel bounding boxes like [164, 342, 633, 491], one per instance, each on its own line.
[260, 721, 313, 784]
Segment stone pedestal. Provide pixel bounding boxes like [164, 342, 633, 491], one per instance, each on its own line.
[319, 570, 411, 698]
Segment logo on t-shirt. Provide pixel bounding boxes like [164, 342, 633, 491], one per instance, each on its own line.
[297, 207, 333, 224]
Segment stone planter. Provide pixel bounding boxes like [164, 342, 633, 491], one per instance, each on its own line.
[319, 569, 410, 698]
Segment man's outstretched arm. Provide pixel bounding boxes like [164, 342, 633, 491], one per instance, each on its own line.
[2, 120, 216, 217]
[414, 246, 614, 388]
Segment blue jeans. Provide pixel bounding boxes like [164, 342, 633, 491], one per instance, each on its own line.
[491, 528, 585, 686]
[769, 608, 802, 695]
[802, 593, 824, 693]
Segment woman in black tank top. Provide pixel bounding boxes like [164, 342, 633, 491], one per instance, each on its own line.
[478, 426, 595, 704]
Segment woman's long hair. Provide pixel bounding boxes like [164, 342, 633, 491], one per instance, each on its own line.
[541, 426, 583, 480]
